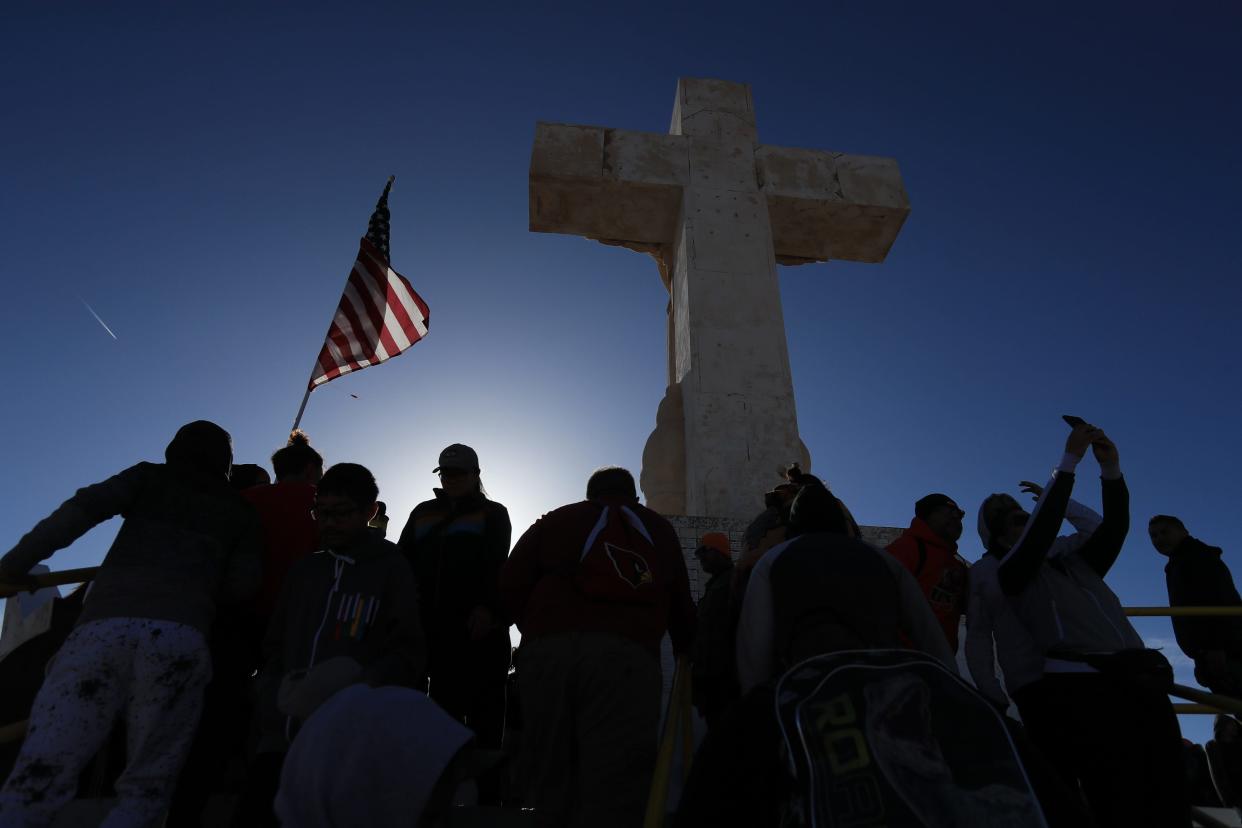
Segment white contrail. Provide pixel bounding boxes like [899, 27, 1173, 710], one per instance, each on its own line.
[77, 295, 118, 340]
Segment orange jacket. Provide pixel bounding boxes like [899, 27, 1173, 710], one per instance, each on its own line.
[886, 518, 969, 650]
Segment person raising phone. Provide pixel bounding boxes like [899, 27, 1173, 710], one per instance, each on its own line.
[965, 421, 1189, 827]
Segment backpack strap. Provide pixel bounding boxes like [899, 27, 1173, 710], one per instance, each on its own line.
[914, 538, 927, 578]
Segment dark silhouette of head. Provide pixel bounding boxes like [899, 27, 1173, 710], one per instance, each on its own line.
[316, 463, 380, 549]
[165, 420, 232, 479]
[978, 493, 1025, 553]
[1149, 514, 1189, 556]
[915, 493, 965, 543]
[230, 463, 271, 490]
[273, 430, 324, 483]
[787, 482, 858, 539]
[586, 467, 638, 502]
[318, 463, 379, 510]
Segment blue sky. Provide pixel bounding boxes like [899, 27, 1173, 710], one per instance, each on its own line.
[2, 2, 1240, 743]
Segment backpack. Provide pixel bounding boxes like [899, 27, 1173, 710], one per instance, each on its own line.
[573, 504, 661, 605]
[773, 649, 1047, 828]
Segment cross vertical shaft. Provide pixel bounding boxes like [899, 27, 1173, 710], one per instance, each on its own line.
[529, 77, 909, 519]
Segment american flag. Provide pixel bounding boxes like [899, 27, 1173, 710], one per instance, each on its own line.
[308, 177, 430, 390]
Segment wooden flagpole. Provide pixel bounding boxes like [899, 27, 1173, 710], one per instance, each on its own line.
[291, 383, 313, 432]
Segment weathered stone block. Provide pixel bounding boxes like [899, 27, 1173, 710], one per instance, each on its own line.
[530, 122, 604, 181]
[683, 190, 771, 274]
[604, 129, 688, 187]
[530, 123, 685, 245]
[758, 146, 909, 264]
[672, 78, 757, 143]
[755, 146, 842, 197]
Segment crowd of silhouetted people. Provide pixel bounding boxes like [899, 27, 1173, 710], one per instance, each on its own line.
[1, 418, 1241, 827]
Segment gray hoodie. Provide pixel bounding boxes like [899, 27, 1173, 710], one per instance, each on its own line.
[258, 534, 427, 749]
[967, 455, 1141, 699]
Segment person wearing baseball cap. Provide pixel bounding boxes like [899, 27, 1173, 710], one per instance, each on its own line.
[397, 443, 512, 805]
[886, 493, 969, 651]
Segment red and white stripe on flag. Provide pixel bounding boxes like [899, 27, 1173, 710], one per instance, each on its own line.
[309, 236, 429, 389]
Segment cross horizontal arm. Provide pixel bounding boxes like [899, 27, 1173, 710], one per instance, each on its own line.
[757, 145, 910, 265]
[529, 122, 688, 245]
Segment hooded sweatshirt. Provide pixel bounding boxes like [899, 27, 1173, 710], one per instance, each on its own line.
[1165, 537, 1242, 658]
[500, 498, 696, 655]
[259, 533, 426, 747]
[887, 518, 969, 650]
[967, 453, 1142, 698]
[965, 498, 1103, 705]
[275, 684, 473, 827]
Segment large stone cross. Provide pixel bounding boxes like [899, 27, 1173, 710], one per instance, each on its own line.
[529, 78, 909, 519]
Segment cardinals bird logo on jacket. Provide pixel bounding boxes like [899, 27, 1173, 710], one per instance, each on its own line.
[605, 542, 653, 589]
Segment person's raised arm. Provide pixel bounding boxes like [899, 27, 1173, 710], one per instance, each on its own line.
[997, 425, 1095, 594]
[1020, 480, 1102, 544]
[0, 463, 149, 578]
[1072, 434, 1129, 578]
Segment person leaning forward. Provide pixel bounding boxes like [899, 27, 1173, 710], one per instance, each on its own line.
[1150, 514, 1242, 697]
[499, 467, 696, 828]
[0, 421, 262, 827]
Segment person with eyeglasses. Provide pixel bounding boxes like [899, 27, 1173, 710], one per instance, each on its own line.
[965, 422, 1190, 827]
[397, 443, 512, 804]
[236, 462, 425, 827]
[886, 493, 970, 652]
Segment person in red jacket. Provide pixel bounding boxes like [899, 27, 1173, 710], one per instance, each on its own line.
[886, 493, 968, 651]
[499, 467, 696, 828]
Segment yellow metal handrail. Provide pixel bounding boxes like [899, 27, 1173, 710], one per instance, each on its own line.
[1121, 605, 1242, 714]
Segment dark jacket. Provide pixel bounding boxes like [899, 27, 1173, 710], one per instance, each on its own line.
[397, 490, 511, 650]
[691, 567, 739, 719]
[1, 462, 262, 636]
[258, 534, 426, 748]
[262, 534, 426, 688]
[500, 498, 697, 654]
[1165, 537, 1242, 658]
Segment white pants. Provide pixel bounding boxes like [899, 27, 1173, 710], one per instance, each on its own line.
[0, 618, 211, 828]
